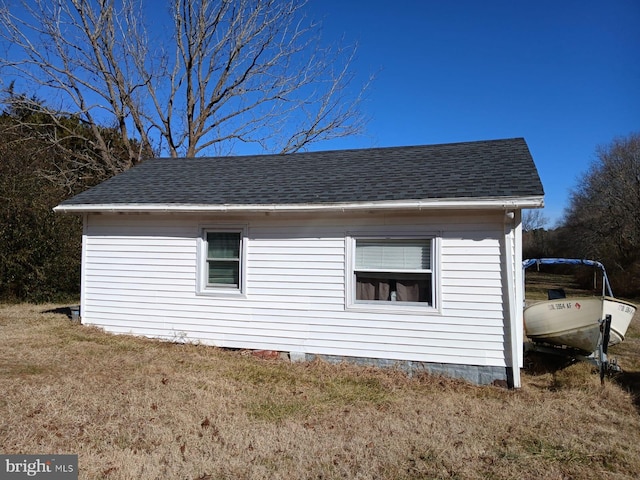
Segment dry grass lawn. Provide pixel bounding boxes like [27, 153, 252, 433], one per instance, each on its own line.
[1, 301, 640, 479]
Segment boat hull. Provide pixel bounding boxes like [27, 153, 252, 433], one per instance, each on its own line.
[524, 297, 636, 353]
[603, 297, 637, 345]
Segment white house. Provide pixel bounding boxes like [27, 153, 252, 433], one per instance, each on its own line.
[55, 138, 544, 387]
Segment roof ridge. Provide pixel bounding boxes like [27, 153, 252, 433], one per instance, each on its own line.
[147, 137, 527, 162]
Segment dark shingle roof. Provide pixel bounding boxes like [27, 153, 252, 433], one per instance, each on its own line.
[58, 138, 543, 208]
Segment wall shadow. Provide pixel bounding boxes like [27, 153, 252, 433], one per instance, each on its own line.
[613, 372, 640, 412]
[42, 306, 72, 319]
[526, 350, 640, 413]
[523, 350, 578, 375]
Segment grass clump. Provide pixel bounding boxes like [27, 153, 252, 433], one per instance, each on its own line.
[318, 374, 391, 407]
[549, 362, 599, 391]
[246, 398, 308, 422]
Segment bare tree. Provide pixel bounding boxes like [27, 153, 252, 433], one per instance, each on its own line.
[522, 209, 549, 259]
[522, 209, 548, 232]
[561, 132, 640, 295]
[0, 0, 368, 178]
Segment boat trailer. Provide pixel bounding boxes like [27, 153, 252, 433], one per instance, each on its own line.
[525, 314, 620, 384]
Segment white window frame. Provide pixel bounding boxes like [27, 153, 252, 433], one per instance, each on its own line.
[196, 225, 248, 297]
[346, 234, 441, 314]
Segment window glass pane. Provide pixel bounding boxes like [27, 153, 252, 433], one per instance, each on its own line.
[356, 273, 432, 304]
[208, 261, 239, 286]
[207, 232, 240, 259]
[356, 240, 430, 270]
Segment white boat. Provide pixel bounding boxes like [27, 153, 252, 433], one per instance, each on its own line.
[524, 296, 636, 352]
[523, 259, 637, 354]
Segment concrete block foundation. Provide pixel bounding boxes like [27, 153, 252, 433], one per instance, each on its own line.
[300, 353, 509, 387]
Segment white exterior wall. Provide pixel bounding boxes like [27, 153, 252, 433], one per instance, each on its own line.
[80, 210, 519, 369]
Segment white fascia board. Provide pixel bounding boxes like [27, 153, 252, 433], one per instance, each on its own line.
[53, 196, 544, 214]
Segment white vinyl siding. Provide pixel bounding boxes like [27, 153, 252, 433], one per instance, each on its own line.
[80, 211, 512, 368]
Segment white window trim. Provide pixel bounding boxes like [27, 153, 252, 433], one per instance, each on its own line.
[196, 224, 248, 297]
[345, 233, 441, 314]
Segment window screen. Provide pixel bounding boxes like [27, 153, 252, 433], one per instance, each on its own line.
[206, 231, 241, 287]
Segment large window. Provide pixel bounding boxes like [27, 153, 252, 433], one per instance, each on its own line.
[198, 227, 245, 295]
[353, 238, 434, 305]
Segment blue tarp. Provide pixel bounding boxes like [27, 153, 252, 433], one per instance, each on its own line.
[522, 258, 605, 270]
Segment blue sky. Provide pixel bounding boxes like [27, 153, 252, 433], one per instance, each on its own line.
[303, 0, 640, 225]
[4, 1, 637, 225]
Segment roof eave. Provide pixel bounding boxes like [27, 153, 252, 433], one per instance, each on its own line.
[53, 196, 544, 214]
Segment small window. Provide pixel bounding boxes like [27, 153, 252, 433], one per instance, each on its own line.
[354, 239, 433, 305]
[206, 231, 241, 287]
[198, 228, 245, 295]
